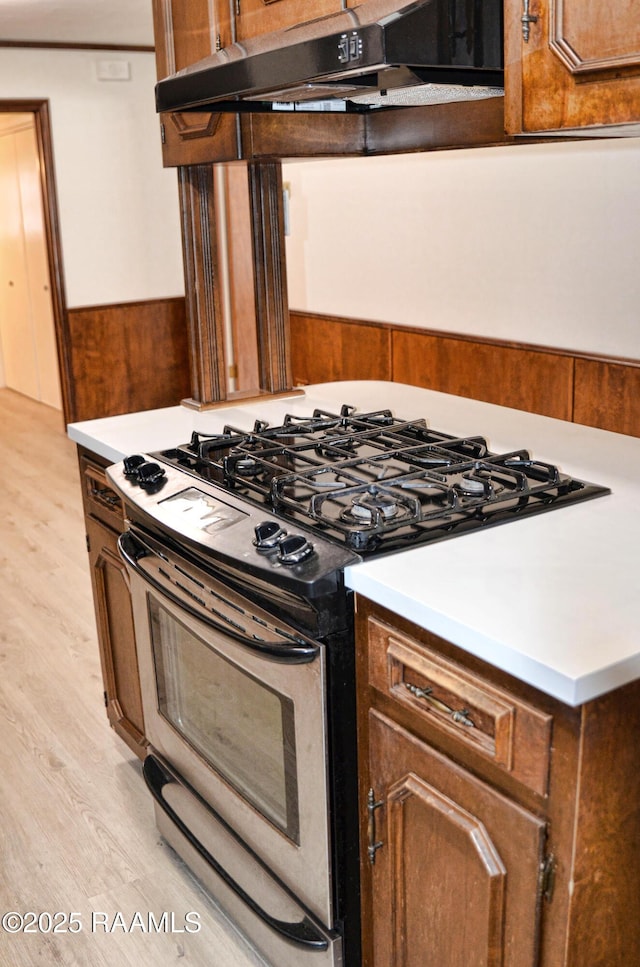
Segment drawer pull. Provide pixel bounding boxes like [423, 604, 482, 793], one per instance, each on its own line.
[405, 681, 476, 729]
[367, 616, 553, 793]
[94, 486, 120, 508]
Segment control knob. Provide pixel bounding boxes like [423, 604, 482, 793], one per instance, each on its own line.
[254, 521, 287, 549]
[136, 461, 166, 490]
[123, 454, 146, 477]
[278, 534, 314, 565]
[123, 454, 166, 491]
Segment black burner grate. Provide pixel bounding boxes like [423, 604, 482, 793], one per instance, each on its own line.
[153, 405, 610, 555]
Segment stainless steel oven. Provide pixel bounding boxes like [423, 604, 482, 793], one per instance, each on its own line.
[112, 467, 361, 967]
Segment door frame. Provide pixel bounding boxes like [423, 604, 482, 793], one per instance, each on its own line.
[0, 99, 74, 423]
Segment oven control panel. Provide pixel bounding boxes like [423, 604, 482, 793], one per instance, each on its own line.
[106, 456, 360, 593]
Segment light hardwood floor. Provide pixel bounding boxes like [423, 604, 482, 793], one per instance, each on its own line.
[0, 389, 268, 967]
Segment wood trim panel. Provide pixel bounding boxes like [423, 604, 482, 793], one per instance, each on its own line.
[218, 165, 260, 391]
[178, 164, 228, 405]
[67, 297, 190, 421]
[362, 95, 512, 157]
[157, 96, 525, 166]
[0, 41, 154, 52]
[291, 310, 640, 436]
[566, 678, 640, 963]
[248, 162, 292, 394]
[290, 312, 392, 386]
[392, 328, 575, 420]
[573, 357, 640, 437]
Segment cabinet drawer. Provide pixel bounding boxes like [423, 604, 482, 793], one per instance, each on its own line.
[367, 615, 552, 797]
[81, 459, 124, 532]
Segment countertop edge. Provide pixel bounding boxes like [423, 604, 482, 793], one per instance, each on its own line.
[344, 567, 639, 708]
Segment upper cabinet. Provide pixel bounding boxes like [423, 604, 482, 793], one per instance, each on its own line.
[504, 0, 640, 135]
[152, 0, 239, 162]
[235, 0, 342, 43]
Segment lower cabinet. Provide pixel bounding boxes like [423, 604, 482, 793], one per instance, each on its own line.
[356, 597, 640, 967]
[78, 447, 146, 758]
[368, 711, 545, 966]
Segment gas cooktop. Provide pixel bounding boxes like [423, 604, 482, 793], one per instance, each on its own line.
[129, 404, 610, 557]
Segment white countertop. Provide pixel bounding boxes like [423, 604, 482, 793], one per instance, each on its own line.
[68, 381, 640, 707]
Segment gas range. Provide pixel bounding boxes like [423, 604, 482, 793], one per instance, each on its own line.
[127, 403, 610, 558]
[107, 400, 611, 967]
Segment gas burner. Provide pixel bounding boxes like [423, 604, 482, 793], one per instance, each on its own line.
[347, 489, 399, 524]
[455, 474, 492, 497]
[188, 429, 237, 457]
[228, 452, 261, 476]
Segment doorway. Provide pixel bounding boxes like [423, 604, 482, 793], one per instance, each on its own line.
[0, 100, 72, 422]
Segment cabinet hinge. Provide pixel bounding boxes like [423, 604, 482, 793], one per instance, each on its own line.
[160, 122, 166, 145]
[86, 533, 91, 553]
[103, 690, 108, 709]
[539, 853, 556, 903]
[235, 0, 240, 17]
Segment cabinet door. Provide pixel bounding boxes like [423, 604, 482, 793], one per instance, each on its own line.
[235, 0, 343, 44]
[505, 0, 640, 134]
[367, 710, 546, 967]
[86, 516, 146, 758]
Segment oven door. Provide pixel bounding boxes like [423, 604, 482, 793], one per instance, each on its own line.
[118, 527, 337, 936]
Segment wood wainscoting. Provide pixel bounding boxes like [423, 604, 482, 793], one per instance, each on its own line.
[66, 297, 191, 422]
[290, 310, 640, 438]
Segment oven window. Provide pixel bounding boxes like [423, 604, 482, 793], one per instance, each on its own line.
[149, 599, 300, 843]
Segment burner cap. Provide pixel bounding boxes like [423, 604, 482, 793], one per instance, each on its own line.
[350, 491, 399, 523]
[456, 475, 489, 497]
[230, 451, 260, 476]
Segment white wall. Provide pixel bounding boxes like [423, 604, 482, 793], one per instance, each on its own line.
[283, 138, 640, 359]
[0, 47, 185, 308]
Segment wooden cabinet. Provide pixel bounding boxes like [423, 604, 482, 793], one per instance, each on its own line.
[236, 0, 342, 43]
[152, 0, 238, 165]
[78, 448, 146, 759]
[368, 712, 546, 966]
[356, 597, 640, 967]
[504, 0, 640, 134]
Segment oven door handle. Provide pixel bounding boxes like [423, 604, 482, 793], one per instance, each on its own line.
[118, 531, 320, 664]
[143, 755, 331, 952]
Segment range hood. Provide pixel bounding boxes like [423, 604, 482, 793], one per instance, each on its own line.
[156, 0, 503, 115]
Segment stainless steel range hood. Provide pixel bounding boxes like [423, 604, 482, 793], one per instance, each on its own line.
[156, 0, 503, 115]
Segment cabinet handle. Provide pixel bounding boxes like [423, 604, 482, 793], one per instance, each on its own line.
[405, 681, 476, 728]
[521, 0, 538, 42]
[367, 788, 384, 865]
[93, 485, 121, 508]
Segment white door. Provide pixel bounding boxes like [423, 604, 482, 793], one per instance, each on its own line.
[0, 117, 61, 409]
